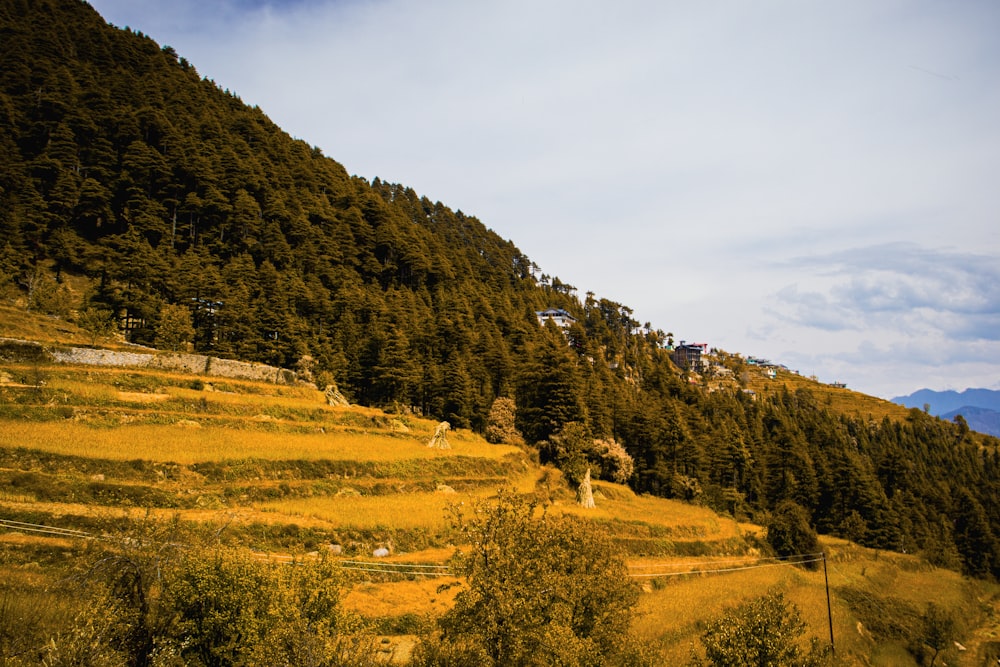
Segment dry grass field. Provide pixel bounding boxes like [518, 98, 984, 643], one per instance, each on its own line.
[0, 419, 518, 465]
[0, 304, 97, 347]
[634, 536, 987, 666]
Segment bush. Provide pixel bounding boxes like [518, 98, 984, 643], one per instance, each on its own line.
[766, 500, 820, 566]
[484, 397, 523, 445]
[692, 591, 830, 667]
[49, 523, 381, 667]
[413, 488, 650, 666]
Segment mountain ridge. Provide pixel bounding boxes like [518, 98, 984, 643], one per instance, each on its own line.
[940, 405, 1000, 438]
[891, 387, 1000, 414]
[892, 387, 1000, 436]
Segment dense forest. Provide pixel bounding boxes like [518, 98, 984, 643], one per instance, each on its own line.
[2, 0, 999, 579]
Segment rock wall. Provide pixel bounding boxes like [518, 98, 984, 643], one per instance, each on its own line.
[1, 338, 298, 385]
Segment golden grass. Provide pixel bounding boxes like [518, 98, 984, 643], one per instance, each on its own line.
[169, 382, 328, 405]
[0, 420, 520, 465]
[257, 466, 539, 530]
[554, 481, 742, 540]
[748, 369, 910, 422]
[42, 368, 325, 404]
[634, 536, 977, 666]
[42, 377, 120, 402]
[0, 304, 93, 347]
[260, 486, 509, 531]
[343, 577, 462, 618]
[0, 498, 338, 531]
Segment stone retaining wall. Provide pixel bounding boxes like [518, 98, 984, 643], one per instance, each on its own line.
[1, 338, 298, 385]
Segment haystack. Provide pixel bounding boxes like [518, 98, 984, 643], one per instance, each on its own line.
[427, 421, 451, 449]
[577, 467, 595, 508]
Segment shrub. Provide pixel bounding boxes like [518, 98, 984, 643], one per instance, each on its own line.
[413, 488, 650, 666]
[766, 500, 820, 566]
[51, 522, 381, 667]
[692, 591, 830, 666]
[484, 397, 523, 445]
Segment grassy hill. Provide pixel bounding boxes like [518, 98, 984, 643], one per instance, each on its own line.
[2, 314, 999, 665]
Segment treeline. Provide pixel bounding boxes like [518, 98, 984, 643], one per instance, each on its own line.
[614, 373, 1000, 579]
[2, 0, 999, 578]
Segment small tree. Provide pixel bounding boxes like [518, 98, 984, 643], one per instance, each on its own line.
[155, 303, 195, 352]
[162, 547, 377, 666]
[25, 268, 73, 317]
[56, 522, 378, 667]
[541, 423, 635, 486]
[921, 602, 956, 666]
[593, 438, 634, 484]
[484, 397, 523, 445]
[540, 421, 592, 483]
[766, 500, 820, 566]
[415, 488, 649, 666]
[77, 306, 117, 346]
[693, 591, 829, 667]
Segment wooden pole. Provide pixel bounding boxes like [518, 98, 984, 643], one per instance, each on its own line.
[823, 551, 835, 656]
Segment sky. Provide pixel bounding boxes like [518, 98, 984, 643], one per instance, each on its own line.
[86, 0, 1000, 400]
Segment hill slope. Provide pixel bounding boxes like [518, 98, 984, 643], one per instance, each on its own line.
[3, 348, 1000, 666]
[2, 0, 1000, 584]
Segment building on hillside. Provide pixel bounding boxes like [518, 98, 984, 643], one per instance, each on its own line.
[118, 309, 146, 342]
[190, 297, 224, 344]
[672, 341, 708, 371]
[536, 308, 577, 329]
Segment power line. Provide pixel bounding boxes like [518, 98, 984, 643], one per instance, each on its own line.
[0, 516, 825, 582]
[0, 518, 94, 539]
[627, 553, 825, 579]
[628, 553, 821, 570]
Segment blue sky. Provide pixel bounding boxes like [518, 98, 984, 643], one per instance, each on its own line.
[87, 0, 1000, 399]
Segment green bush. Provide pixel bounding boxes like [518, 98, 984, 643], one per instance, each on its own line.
[413, 488, 651, 667]
[692, 591, 831, 666]
[766, 500, 820, 566]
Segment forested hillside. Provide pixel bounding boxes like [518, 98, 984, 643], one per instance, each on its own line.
[3, 0, 1000, 579]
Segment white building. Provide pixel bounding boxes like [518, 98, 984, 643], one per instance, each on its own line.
[535, 308, 577, 328]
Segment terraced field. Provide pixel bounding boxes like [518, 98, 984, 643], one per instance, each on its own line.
[0, 357, 754, 554]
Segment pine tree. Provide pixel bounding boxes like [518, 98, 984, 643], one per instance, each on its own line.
[515, 327, 587, 444]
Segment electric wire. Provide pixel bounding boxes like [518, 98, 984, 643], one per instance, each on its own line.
[0, 518, 93, 539]
[0, 516, 825, 580]
[628, 554, 824, 579]
[628, 552, 822, 569]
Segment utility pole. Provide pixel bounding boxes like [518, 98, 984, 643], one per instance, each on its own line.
[823, 551, 835, 657]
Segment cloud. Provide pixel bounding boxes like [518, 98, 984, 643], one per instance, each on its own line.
[769, 243, 1000, 342]
[777, 340, 1000, 399]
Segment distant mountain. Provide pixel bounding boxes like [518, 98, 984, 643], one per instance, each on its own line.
[892, 388, 1000, 437]
[891, 388, 1000, 416]
[940, 406, 1000, 439]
